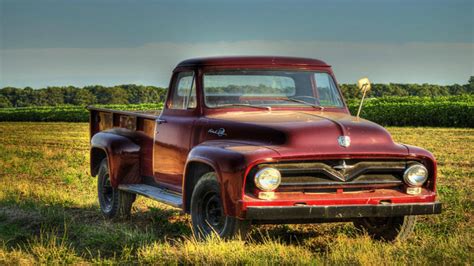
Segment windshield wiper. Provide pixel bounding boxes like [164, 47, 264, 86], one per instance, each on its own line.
[276, 97, 324, 110]
[215, 103, 272, 111]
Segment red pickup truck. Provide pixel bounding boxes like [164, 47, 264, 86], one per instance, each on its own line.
[88, 56, 441, 241]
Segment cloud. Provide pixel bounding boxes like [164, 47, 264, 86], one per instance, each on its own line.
[1, 40, 473, 88]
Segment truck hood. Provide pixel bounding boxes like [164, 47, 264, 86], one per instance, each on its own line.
[203, 110, 408, 157]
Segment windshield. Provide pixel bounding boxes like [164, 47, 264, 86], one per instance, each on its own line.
[203, 70, 344, 108]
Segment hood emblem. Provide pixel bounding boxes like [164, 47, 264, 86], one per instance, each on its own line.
[338, 135, 351, 148]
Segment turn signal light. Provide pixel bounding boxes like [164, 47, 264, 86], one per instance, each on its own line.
[258, 191, 275, 200]
[406, 187, 422, 195]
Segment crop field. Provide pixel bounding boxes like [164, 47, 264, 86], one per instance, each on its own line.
[0, 95, 473, 127]
[0, 123, 472, 264]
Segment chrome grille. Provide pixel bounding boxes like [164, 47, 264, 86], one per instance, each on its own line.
[247, 159, 412, 192]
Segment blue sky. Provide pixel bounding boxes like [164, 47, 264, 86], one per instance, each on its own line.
[1, 0, 473, 87]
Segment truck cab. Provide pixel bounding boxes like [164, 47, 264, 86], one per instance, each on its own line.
[88, 56, 441, 241]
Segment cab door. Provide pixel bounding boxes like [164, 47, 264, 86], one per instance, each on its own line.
[153, 71, 198, 192]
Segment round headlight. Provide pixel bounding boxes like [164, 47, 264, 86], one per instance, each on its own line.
[403, 164, 428, 187]
[254, 167, 281, 191]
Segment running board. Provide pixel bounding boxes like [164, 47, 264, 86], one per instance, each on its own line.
[118, 184, 182, 208]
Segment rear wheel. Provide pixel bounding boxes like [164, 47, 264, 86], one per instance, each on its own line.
[97, 159, 136, 218]
[353, 216, 416, 241]
[190, 172, 250, 240]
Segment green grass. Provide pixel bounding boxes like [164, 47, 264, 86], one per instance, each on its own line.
[0, 123, 472, 264]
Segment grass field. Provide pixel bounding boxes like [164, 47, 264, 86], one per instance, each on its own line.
[0, 123, 472, 264]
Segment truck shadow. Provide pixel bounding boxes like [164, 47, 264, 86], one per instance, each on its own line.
[0, 195, 191, 257]
[128, 206, 192, 238]
[0, 192, 357, 259]
[248, 223, 357, 249]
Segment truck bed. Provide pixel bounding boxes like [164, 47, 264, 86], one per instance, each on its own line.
[88, 105, 161, 179]
[88, 106, 160, 136]
[88, 106, 161, 120]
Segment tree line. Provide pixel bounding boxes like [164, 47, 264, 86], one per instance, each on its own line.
[339, 76, 473, 100]
[1, 77, 472, 108]
[0, 85, 167, 108]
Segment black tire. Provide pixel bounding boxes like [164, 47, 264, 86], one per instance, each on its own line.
[97, 158, 136, 219]
[353, 216, 416, 241]
[190, 172, 250, 240]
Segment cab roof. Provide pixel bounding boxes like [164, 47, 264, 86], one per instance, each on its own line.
[176, 56, 330, 68]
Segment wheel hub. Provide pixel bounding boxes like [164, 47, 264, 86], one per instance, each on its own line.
[202, 193, 225, 232]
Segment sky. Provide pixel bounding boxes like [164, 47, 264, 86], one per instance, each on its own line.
[0, 0, 473, 88]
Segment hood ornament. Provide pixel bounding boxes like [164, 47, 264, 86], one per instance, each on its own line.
[333, 160, 354, 171]
[338, 136, 351, 148]
[333, 160, 355, 181]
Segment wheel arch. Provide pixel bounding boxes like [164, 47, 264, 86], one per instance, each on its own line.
[183, 159, 218, 213]
[90, 131, 142, 187]
[183, 144, 248, 217]
[91, 147, 108, 177]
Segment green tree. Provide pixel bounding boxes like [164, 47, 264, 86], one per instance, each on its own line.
[0, 95, 12, 108]
[33, 90, 50, 106]
[72, 89, 96, 105]
[44, 87, 65, 105]
[87, 86, 129, 104]
[468, 76, 474, 93]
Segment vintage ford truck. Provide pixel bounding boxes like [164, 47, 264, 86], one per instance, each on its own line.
[88, 56, 441, 241]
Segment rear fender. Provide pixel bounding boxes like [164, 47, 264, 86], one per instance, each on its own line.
[90, 131, 141, 187]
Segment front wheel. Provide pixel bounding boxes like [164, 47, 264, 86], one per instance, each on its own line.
[97, 158, 136, 219]
[353, 216, 416, 241]
[190, 172, 250, 240]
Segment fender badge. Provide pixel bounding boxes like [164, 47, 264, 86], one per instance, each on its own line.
[208, 128, 227, 137]
[338, 136, 351, 148]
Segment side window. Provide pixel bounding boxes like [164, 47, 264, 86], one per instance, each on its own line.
[169, 71, 197, 109]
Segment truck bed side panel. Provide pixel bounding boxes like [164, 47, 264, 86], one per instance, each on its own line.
[89, 107, 158, 178]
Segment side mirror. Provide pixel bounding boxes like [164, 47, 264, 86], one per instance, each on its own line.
[356, 77, 371, 119]
[357, 77, 371, 92]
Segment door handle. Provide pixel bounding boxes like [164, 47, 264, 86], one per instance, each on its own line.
[156, 118, 167, 124]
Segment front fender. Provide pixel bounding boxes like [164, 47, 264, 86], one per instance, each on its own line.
[184, 141, 279, 217]
[91, 131, 141, 187]
[403, 144, 438, 191]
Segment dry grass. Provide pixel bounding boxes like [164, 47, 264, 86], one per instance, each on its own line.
[0, 123, 472, 264]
